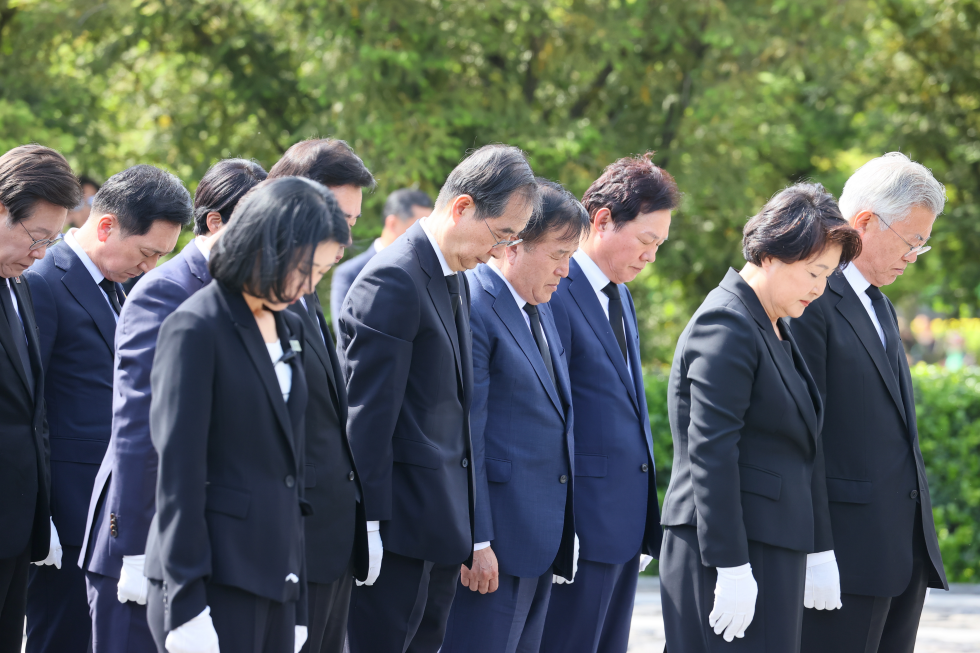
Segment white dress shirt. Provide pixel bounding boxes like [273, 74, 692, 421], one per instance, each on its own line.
[487, 260, 546, 346]
[266, 340, 293, 403]
[572, 249, 629, 367]
[372, 238, 386, 254]
[193, 235, 211, 262]
[64, 229, 117, 321]
[842, 263, 885, 348]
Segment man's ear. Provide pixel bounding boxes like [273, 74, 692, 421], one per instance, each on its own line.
[593, 208, 612, 232]
[851, 210, 874, 235]
[206, 212, 223, 235]
[450, 195, 474, 225]
[95, 214, 116, 243]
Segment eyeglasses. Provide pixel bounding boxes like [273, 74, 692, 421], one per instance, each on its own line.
[20, 222, 63, 251]
[872, 214, 931, 258]
[484, 218, 523, 248]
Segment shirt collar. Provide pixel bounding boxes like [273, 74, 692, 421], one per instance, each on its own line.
[373, 238, 386, 254]
[193, 235, 211, 262]
[419, 217, 455, 277]
[572, 249, 611, 293]
[842, 262, 872, 297]
[487, 259, 527, 310]
[64, 229, 105, 286]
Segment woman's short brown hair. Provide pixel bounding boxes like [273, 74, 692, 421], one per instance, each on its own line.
[0, 144, 81, 225]
[742, 183, 861, 267]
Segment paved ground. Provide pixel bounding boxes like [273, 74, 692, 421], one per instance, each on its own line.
[629, 578, 980, 652]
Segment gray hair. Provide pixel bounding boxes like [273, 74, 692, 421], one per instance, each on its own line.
[838, 152, 946, 225]
[383, 188, 433, 221]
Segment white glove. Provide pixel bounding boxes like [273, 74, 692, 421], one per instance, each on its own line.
[117, 554, 148, 604]
[804, 550, 842, 610]
[553, 534, 579, 584]
[294, 625, 308, 653]
[709, 563, 758, 642]
[165, 606, 219, 653]
[639, 554, 654, 573]
[356, 521, 383, 586]
[33, 518, 62, 569]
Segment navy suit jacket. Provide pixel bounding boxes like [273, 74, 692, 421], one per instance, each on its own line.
[25, 242, 125, 548]
[80, 241, 211, 576]
[467, 264, 576, 579]
[330, 241, 377, 335]
[549, 257, 662, 564]
[339, 222, 476, 567]
[144, 282, 310, 630]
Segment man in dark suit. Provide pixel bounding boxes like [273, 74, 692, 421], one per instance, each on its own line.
[268, 143, 375, 653]
[441, 180, 588, 653]
[78, 160, 265, 653]
[0, 144, 80, 651]
[23, 165, 192, 653]
[542, 154, 679, 653]
[793, 153, 949, 653]
[340, 144, 537, 652]
[330, 188, 432, 334]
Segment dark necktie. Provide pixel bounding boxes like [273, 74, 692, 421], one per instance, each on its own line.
[99, 278, 122, 315]
[865, 285, 900, 380]
[1, 280, 35, 396]
[446, 273, 461, 317]
[523, 303, 557, 390]
[602, 282, 628, 362]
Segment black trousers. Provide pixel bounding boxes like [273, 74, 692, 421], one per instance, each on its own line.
[801, 511, 931, 653]
[26, 544, 91, 653]
[660, 525, 807, 653]
[302, 565, 354, 653]
[347, 550, 459, 653]
[147, 580, 296, 653]
[0, 544, 31, 653]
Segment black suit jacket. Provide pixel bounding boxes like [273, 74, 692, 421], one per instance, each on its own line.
[790, 269, 947, 595]
[144, 281, 311, 631]
[0, 276, 51, 561]
[339, 221, 476, 567]
[288, 293, 369, 585]
[662, 269, 830, 567]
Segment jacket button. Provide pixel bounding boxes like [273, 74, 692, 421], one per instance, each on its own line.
[285, 475, 295, 488]
[461, 458, 469, 468]
[641, 463, 649, 472]
[348, 471, 355, 481]
[910, 489, 919, 499]
[559, 475, 568, 484]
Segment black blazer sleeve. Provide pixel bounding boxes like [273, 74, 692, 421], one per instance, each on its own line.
[791, 301, 835, 552]
[682, 306, 758, 567]
[341, 264, 419, 522]
[149, 310, 217, 630]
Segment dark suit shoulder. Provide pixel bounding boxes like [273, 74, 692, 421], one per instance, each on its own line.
[334, 246, 375, 282]
[683, 294, 760, 361]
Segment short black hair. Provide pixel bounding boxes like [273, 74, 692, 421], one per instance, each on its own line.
[193, 159, 268, 235]
[92, 165, 193, 236]
[434, 144, 539, 221]
[210, 177, 350, 304]
[78, 175, 101, 192]
[383, 188, 433, 222]
[268, 139, 375, 189]
[520, 178, 590, 248]
[0, 144, 81, 225]
[742, 182, 862, 267]
[582, 152, 680, 227]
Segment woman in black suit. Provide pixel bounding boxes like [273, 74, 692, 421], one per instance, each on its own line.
[660, 183, 862, 652]
[144, 177, 350, 653]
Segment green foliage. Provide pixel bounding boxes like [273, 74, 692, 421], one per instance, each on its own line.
[645, 363, 980, 582]
[912, 364, 980, 582]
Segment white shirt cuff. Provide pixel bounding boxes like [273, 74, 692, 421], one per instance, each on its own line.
[474, 541, 491, 552]
[716, 562, 752, 579]
[366, 521, 380, 532]
[806, 550, 836, 567]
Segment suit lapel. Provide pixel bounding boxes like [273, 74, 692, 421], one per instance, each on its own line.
[830, 273, 907, 426]
[0, 283, 31, 396]
[539, 302, 572, 418]
[411, 225, 464, 383]
[479, 266, 563, 418]
[566, 260, 639, 412]
[220, 284, 297, 461]
[288, 295, 339, 407]
[12, 278, 43, 397]
[309, 292, 348, 418]
[182, 239, 212, 287]
[55, 245, 116, 354]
